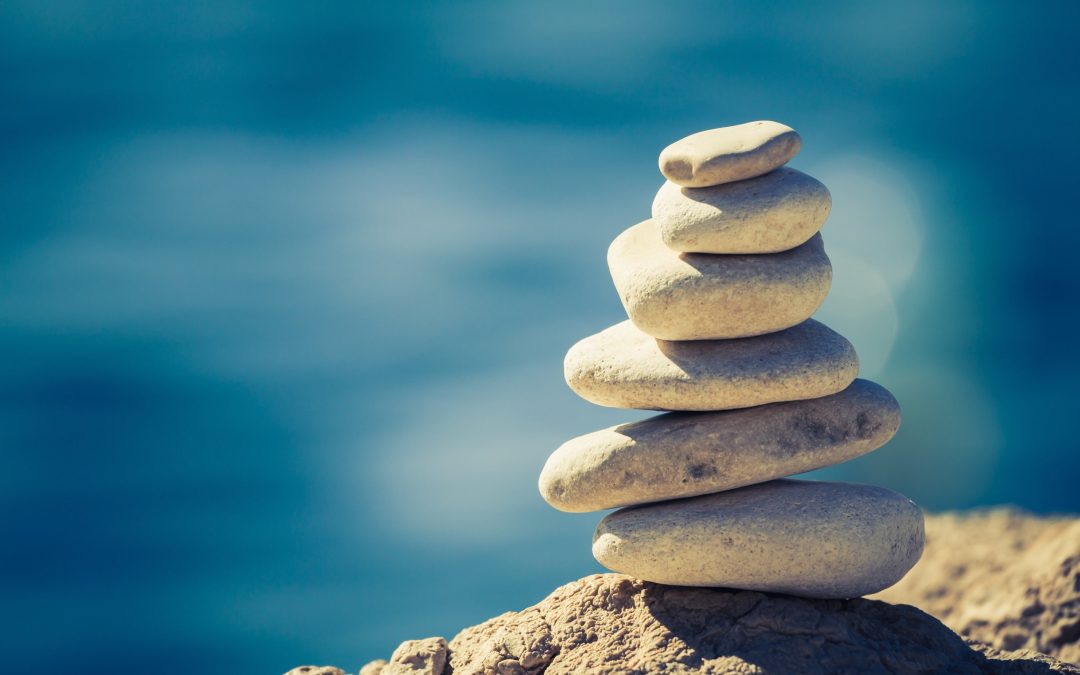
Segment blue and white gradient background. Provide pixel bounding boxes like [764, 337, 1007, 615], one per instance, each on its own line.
[3, 2, 1079, 672]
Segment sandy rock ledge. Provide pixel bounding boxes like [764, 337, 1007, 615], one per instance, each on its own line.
[875, 508, 1080, 665]
[337, 574, 1076, 674]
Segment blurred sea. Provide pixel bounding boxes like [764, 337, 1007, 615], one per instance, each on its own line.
[3, 2, 1079, 672]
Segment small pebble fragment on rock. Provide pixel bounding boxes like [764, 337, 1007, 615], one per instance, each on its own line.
[381, 638, 447, 675]
[540, 379, 899, 512]
[564, 318, 858, 411]
[608, 220, 831, 340]
[659, 120, 801, 188]
[283, 668, 345, 675]
[593, 479, 925, 598]
[357, 660, 386, 675]
[652, 167, 831, 254]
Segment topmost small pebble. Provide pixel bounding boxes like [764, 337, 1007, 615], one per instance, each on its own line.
[659, 121, 802, 188]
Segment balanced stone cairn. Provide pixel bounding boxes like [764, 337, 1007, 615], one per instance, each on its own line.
[539, 121, 925, 599]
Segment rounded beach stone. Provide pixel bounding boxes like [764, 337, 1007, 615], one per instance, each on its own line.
[608, 220, 831, 341]
[563, 318, 858, 411]
[652, 167, 831, 254]
[658, 121, 801, 188]
[540, 379, 898, 512]
[592, 479, 925, 598]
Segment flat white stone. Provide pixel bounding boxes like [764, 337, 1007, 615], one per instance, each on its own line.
[564, 318, 859, 411]
[608, 220, 831, 340]
[593, 479, 925, 598]
[540, 379, 899, 512]
[659, 121, 801, 188]
[652, 168, 831, 254]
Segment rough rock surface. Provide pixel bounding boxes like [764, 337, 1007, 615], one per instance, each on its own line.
[349, 574, 1077, 674]
[355, 638, 448, 675]
[875, 509, 1080, 664]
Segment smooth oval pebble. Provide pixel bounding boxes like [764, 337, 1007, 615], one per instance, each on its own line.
[652, 167, 832, 254]
[608, 220, 831, 340]
[563, 318, 858, 411]
[659, 121, 801, 188]
[592, 479, 925, 598]
[540, 379, 898, 512]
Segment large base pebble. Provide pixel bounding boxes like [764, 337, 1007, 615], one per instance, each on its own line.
[540, 379, 898, 512]
[659, 121, 802, 188]
[608, 220, 831, 340]
[593, 479, 925, 598]
[564, 318, 858, 411]
[652, 167, 831, 254]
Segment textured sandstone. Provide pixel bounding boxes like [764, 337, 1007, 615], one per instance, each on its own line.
[540, 379, 899, 512]
[593, 479, 924, 598]
[351, 574, 1078, 675]
[356, 638, 447, 675]
[659, 121, 801, 188]
[564, 318, 858, 411]
[875, 508, 1080, 665]
[652, 167, 831, 254]
[608, 221, 831, 340]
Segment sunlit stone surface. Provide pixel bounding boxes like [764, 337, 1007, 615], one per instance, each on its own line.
[658, 120, 801, 188]
[593, 479, 925, 598]
[564, 319, 858, 411]
[608, 221, 832, 340]
[652, 167, 831, 254]
[540, 379, 899, 512]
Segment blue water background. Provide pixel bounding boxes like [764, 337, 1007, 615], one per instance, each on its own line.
[3, 2, 1079, 672]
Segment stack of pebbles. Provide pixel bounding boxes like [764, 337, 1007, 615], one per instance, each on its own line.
[539, 121, 924, 598]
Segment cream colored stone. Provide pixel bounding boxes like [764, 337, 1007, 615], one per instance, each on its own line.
[540, 379, 898, 512]
[608, 220, 831, 340]
[593, 479, 925, 598]
[652, 167, 831, 254]
[563, 318, 858, 411]
[659, 121, 801, 188]
[383, 638, 447, 675]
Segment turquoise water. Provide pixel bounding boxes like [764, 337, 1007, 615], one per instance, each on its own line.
[3, 2, 1079, 672]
